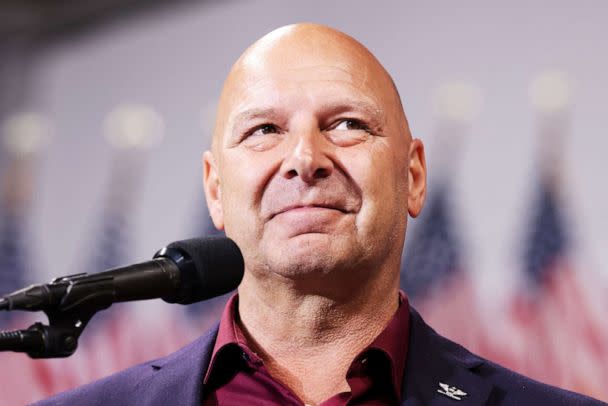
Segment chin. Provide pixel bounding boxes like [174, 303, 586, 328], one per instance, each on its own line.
[264, 233, 359, 278]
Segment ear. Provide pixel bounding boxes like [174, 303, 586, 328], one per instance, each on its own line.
[407, 138, 427, 218]
[202, 150, 225, 230]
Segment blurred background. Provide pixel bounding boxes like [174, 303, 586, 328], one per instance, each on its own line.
[1, 0, 607, 403]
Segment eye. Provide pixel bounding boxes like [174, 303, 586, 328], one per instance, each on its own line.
[326, 118, 372, 147]
[333, 119, 370, 132]
[249, 124, 280, 137]
[241, 123, 283, 151]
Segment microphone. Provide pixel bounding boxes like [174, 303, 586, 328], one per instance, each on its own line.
[0, 237, 245, 313]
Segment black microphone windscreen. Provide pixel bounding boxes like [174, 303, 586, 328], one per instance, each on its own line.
[165, 237, 244, 303]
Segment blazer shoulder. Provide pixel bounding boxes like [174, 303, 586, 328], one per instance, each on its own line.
[406, 307, 606, 405]
[32, 323, 219, 406]
[31, 360, 158, 406]
[479, 359, 607, 405]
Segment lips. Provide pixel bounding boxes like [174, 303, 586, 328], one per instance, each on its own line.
[270, 203, 350, 220]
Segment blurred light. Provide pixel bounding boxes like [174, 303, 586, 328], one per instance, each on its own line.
[529, 70, 571, 113]
[432, 81, 483, 122]
[104, 104, 164, 149]
[1, 112, 53, 157]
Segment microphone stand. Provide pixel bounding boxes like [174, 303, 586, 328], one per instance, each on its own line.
[0, 237, 245, 358]
[0, 272, 117, 358]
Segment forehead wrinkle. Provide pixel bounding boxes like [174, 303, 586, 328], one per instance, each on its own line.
[231, 107, 279, 126]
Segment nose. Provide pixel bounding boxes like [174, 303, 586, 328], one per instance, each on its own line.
[280, 128, 334, 184]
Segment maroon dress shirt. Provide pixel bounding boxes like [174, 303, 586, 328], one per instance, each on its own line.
[202, 292, 410, 405]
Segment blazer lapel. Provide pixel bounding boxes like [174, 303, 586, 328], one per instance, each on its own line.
[142, 322, 219, 406]
[402, 308, 495, 405]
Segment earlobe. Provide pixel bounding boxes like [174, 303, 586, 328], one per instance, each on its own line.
[202, 151, 225, 230]
[407, 138, 427, 218]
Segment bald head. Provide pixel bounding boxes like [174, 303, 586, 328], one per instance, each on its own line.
[212, 23, 409, 152]
[203, 22, 426, 292]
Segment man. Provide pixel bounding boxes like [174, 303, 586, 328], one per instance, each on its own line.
[37, 23, 604, 405]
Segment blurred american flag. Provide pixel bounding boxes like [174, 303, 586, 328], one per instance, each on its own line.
[0, 198, 28, 329]
[504, 176, 608, 399]
[0, 159, 47, 403]
[401, 179, 485, 351]
[402, 172, 608, 401]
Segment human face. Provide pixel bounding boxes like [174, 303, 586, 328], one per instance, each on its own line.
[204, 29, 425, 282]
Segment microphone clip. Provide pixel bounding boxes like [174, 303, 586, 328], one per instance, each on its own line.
[0, 273, 116, 358]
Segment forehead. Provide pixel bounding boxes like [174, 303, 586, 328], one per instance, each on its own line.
[213, 27, 401, 148]
[227, 52, 391, 116]
[232, 64, 380, 113]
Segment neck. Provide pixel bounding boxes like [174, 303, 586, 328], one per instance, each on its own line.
[237, 268, 400, 404]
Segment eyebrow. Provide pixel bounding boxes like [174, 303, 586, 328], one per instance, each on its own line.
[320, 100, 385, 124]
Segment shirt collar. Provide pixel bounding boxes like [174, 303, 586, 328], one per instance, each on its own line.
[363, 290, 410, 397]
[204, 290, 411, 397]
[203, 293, 248, 384]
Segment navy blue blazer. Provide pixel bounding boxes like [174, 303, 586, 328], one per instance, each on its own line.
[35, 307, 606, 405]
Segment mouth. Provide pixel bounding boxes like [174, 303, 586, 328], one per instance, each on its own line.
[270, 204, 349, 220]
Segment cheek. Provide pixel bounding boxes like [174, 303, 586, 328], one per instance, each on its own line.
[220, 151, 275, 232]
[346, 145, 408, 230]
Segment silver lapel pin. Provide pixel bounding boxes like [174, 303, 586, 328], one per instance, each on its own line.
[438, 382, 468, 401]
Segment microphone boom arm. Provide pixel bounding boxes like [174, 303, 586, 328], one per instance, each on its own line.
[0, 258, 179, 358]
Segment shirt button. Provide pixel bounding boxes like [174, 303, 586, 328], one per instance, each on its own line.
[241, 351, 250, 362]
